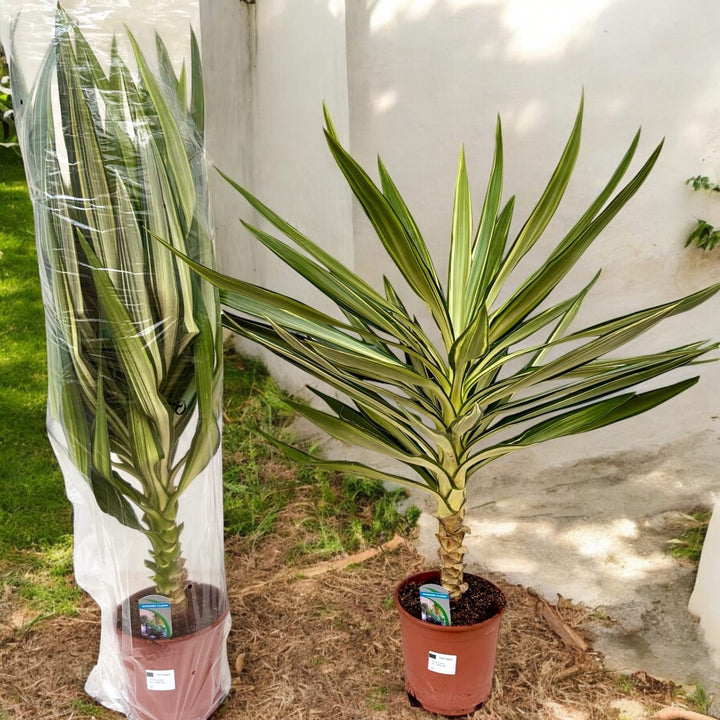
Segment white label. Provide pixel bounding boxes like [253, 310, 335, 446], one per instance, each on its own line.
[145, 669, 176, 691]
[428, 651, 457, 675]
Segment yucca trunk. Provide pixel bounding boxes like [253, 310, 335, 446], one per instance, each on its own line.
[437, 509, 470, 600]
[144, 502, 188, 606]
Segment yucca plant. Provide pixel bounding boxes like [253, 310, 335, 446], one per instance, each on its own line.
[166, 103, 718, 600]
[10, 9, 222, 607]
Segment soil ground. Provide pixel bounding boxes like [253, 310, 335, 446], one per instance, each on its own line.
[0, 528, 705, 720]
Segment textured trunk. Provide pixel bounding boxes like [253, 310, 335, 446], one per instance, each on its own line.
[437, 510, 470, 600]
[145, 502, 188, 607]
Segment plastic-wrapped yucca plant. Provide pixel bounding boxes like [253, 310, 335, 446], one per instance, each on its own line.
[166, 103, 719, 600]
[11, 9, 222, 607]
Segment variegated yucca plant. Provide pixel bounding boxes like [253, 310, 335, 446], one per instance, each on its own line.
[169, 105, 719, 600]
[10, 10, 222, 606]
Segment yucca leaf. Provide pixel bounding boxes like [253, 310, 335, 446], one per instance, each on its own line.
[90, 376, 144, 531]
[126, 28, 196, 234]
[76, 231, 172, 449]
[479, 284, 720, 407]
[285, 399, 445, 475]
[510, 378, 698, 447]
[175, 309, 222, 495]
[478, 346, 711, 442]
[322, 123, 453, 347]
[565, 282, 720, 341]
[255, 429, 434, 493]
[224, 314, 441, 428]
[449, 305, 489, 374]
[189, 28, 204, 136]
[521, 270, 600, 370]
[448, 146, 473, 331]
[490, 139, 662, 342]
[155, 32, 181, 100]
[88, 467, 145, 532]
[465, 117, 504, 319]
[485, 96, 584, 307]
[377, 157, 433, 269]
[309, 386, 435, 457]
[55, 21, 120, 273]
[218, 170, 446, 369]
[242, 220, 412, 338]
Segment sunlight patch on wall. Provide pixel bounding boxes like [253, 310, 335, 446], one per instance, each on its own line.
[514, 99, 545, 135]
[369, 0, 439, 32]
[327, 0, 344, 18]
[500, 0, 614, 61]
[373, 88, 398, 114]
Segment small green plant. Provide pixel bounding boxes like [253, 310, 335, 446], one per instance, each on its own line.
[685, 176, 720, 251]
[0, 46, 17, 147]
[686, 681, 712, 713]
[366, 686, 389, 711]
[686, 219, 720, 252]
[71, 697, 109, 718]
[667, 509, 711, 563]
[686, 175, 720, 193]
[617, 674, 635, 695]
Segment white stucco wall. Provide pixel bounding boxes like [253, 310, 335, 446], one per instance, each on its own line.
[201, 0, 354, 388]
[204, 0, 720, 461]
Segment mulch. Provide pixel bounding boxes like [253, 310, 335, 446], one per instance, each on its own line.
[0, 528, 685, 720]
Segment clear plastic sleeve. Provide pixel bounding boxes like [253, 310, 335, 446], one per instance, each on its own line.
[1, 3, 231, 718]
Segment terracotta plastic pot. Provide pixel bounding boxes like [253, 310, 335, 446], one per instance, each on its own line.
[394, 570, 505, 717]
[117, 603, 229, 720]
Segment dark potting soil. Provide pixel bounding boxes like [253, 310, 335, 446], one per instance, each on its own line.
[398, 573, 506, 627]
[117, 582, 227, 639]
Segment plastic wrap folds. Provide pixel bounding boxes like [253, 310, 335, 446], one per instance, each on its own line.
[1, 3, 231, 718]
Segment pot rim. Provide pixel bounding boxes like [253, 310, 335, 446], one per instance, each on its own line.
[394, 569, 506, 632]
[116, 584, 229, 644]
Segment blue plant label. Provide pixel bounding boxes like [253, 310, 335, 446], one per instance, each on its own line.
[138, 594, 173, 639]
[419, 583, 452, 626]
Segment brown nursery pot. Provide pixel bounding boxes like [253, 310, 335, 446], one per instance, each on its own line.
[116, 583, 229, 720]
[394, 570, 505, 717]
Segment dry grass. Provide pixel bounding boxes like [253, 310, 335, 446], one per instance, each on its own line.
[1, 523, 684, 720]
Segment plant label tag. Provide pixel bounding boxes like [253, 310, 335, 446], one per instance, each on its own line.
[138, 595, 173, 639]
[419, 583, 451, 626]
[428, 651, 457, 675]
[145, 669, 176, 691]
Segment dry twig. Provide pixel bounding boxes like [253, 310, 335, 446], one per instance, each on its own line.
[650, 709, 717, 720]
[532, 592, 588, 653]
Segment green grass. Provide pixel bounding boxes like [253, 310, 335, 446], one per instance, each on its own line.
[366, 685, 389, 711]
[687, 681, 712, 713]
[0, 151, 418, 620]
[0, 148, 72, 552]
[667, 510, 711, 563]
[222, 352, 296, 538]
[3, 535, 81, 619]
[285, 469, 419, 562]
[221, 349, 419, 558]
